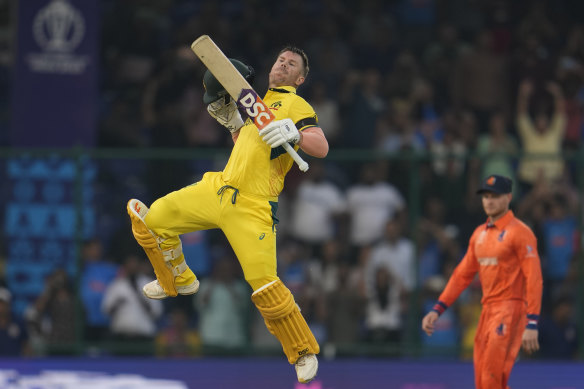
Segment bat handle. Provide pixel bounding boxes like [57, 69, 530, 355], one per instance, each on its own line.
[283, 143, 309, 172]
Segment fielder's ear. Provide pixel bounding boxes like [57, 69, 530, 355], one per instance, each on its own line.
[295, 75, 305, 87]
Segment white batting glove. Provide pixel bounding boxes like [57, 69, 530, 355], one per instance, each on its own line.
[207, 97, 245, 133]
[258, 118, 300, 148]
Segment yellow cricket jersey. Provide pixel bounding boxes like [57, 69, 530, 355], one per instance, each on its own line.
[222, 86, 318, 198]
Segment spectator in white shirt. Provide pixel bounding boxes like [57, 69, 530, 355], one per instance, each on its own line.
[102, 254, 163, 342]
[290, 161, 346, 257]
[346, 161, 406, 252]
[366, 218, 416, 295]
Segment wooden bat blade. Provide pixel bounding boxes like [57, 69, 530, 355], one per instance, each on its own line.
[191, 35, 309, 172]
[191, 35, 250, 101]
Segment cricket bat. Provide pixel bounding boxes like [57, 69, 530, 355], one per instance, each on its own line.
[191, 35, 309, 172]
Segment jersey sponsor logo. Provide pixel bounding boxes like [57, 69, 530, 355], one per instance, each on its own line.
[259, 233, 265, 240]
[498, 230, 506, 241]
[477, 257, 498, 266]
[496, 323, 506, 336]
[238, 89, 275, 129]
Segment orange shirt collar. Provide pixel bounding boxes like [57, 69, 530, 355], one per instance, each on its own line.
[486, 210, 514, 230]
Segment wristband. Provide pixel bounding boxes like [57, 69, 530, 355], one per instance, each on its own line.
[526, 314, 539, 329]
[432, 301, 448, 316]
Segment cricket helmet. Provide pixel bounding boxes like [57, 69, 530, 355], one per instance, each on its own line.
[202, 58, 255, 104]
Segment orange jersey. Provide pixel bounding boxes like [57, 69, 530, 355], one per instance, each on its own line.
[438, 210, 543, 318]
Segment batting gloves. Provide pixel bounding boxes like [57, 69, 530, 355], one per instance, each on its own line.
[207, 97, 245, 134]
[259, 118, 300, 148]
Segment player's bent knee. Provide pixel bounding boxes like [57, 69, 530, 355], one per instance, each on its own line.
[247, 276, 279, 292]
[251, 279, 319, 364]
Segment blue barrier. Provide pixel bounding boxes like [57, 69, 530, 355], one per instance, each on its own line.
[0, 358, 582, 389]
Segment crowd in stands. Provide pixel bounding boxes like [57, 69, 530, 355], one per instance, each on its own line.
[1, 0, 583, 360]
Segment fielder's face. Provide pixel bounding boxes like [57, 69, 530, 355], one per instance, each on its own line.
[481, 192, 511, 221]
[269, 51, 305, 88]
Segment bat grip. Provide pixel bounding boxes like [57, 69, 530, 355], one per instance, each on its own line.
[283, 143, 309, 172]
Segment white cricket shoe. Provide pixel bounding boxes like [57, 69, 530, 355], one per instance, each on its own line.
[295, 354, 318, 383]
[142, 279, 200, 300]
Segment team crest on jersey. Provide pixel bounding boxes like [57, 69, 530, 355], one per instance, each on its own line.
[270, 101, 282, 111]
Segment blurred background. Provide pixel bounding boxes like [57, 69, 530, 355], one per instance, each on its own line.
[1, 0, 584, 387]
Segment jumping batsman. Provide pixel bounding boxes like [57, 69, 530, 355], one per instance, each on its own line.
[422, 175, 543, 389]
[127, 46, 327, 383]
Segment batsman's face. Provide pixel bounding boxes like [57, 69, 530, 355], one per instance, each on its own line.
[481, 192, 511, 220]
[269, 51, 305, 88]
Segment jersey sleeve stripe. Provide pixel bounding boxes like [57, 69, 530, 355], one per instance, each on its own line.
[295, 117, 317, 130]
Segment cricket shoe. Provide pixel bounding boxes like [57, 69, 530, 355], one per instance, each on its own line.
[295, 354, 318, 383]
[143, 278, 200, 300]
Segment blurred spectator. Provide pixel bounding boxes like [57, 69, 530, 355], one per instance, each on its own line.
[156, 308, 201, 357]
[420, 275, 460, 356]
[538, 295, 578, 359]
[458, 281, 482, 360]
[180, 230, 213, 279]
[306, 17, 352, 96]
[416, 196, 461, 286]
[346, 161, 406, 257]
[541, 194, 578, 304]
[308, 239, 344, 295]
[0, 288, 29, 356]
[325, 260, 366, 345]
[278, 241, 311, 297]
[366, 219, 415, 294]
[516, 79, 566, 189]
[80, 239, 119, 342]
[556, 25, 584, 150]
[429, 111, 469, 177]
[25, 269, 76, 354]
[289, 161, 346, 257]
[516, 1, 558, 48]
[364, 267, 404, 347]
[194, 256, 249, 350]
[98, 91, 148, 148]
[376, 100, 425, 153]
[339, 69, 385, 149]
[452, 29, 509, 132]
[307, 81, 342, 146]
[423, 23, 471, 110]
[476, 110, 519, 190]
[384, 50, 422, 100]
[102, 255, 163, 345]
[410, 78, 443, 147]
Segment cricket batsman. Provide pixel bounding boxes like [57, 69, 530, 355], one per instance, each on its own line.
[422, 175, 543, 389]
[127, 46, 328, 383]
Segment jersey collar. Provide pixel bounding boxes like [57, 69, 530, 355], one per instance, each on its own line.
[268, 85, 297, 94]
[486, 210, 514, 230]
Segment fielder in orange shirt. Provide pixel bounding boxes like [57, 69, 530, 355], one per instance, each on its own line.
[422, 174, 543, 389]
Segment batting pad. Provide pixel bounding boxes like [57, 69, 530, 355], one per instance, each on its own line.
[127, 199, 177, 297]
[252, 280, 320, 364]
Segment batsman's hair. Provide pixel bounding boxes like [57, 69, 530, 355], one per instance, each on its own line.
[278, 45, 309, 77]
